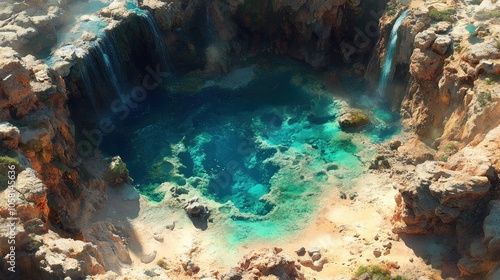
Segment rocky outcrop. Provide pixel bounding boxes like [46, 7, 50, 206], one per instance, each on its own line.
[84, 221, 131, 271]
[399, 4, 500, 146]
[0, 0, 76, 56]
[35, 234, 106, 279]
[394, 124, 500, 277]
[393, 160, 492, 235]
[222, 247, 305, 280]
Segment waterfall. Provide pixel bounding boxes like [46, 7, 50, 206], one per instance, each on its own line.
[139, 11, 171, 72]
[377, 10, 410, 96]
[77, 9, 171, 115]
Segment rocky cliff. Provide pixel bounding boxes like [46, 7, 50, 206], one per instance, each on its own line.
[1, 0, 500, 279]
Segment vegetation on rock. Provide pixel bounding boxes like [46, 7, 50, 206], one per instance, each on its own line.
[429, 9, 456, 22]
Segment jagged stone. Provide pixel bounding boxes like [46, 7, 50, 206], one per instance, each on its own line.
[432, 35, 452, 55]
[393, 158, 492, 234]
[227, 247, 305, 279]
[35, 237, 106, 279]
[414, 30, 437, 49]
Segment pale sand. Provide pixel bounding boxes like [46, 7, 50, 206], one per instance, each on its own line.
[86, 164, 456, 279]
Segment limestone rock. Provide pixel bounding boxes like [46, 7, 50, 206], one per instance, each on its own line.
[35, 237, 106, 279]
[393, 160, 492, 234]
[184, 197, 210, 218]
[338, 110, 369, 129]
[433, 21, 451, 34]
[0, 47, 36, 119]
[85, 221, 131, 271]
[227, 247, 305, 279]
[464, 41, 500, 64]
[0, 122, 21, 150]
[414, 30, 437, 50]
[409, 48, 444, 80]
[432, 35, 452, 55]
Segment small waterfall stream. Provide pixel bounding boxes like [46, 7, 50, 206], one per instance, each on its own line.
[377, 10, 410, 96]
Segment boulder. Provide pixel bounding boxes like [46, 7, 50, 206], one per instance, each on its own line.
[464, 41, 500, 64]
[433, 21, 451, 34]
[103, 156, 130, 186]
[0, 122, 21, 150]
[414, 30, 437, 50]
[393, 160, 492, 234]
[227, 247, 305, 279]
[432, 35, 452, 55]
[409, 48, 444, 80]
[338, 110, 369, 129]
[184, 197, 210, 218]
[35, 237, 106, 279]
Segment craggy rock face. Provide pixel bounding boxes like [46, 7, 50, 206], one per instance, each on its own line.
[222, 247, 305, 280]
[1, 0, 500, 279]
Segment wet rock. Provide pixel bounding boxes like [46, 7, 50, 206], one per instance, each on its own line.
[338, 110, 369, 129]
[369, 154, 390, 170]
[140, 251, 157, 264]
[103, 156, 130, 186]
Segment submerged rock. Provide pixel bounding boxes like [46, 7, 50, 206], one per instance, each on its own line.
[338, 110, 369, 129]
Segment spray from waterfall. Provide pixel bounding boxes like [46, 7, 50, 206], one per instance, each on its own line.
[377, 10, 410, 97]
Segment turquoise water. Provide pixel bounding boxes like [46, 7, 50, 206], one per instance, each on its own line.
[465, 24, 476, 35]
[100, 60, 400, 243]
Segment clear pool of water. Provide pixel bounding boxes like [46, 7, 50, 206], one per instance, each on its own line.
[100, 59, 401, 243]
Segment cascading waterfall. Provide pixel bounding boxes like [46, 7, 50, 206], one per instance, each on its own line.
[377, 10, 410, 96]
[139, 10, 171, 72]
[77, 9, 171, 114]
